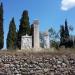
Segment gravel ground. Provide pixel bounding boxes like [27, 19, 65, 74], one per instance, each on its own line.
[0, 50, 75, 75]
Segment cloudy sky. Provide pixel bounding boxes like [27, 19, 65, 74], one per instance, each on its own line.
[1, 0, 75, 48]
[61, 0, 75, 11]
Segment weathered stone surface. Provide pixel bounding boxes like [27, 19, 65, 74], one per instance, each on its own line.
[43, 31, 50, 48]
[33, 20, 40, 49]
[0, 52, 75, 75]
[21, 34, 32, 49]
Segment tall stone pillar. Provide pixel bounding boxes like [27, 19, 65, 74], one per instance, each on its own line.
[33, 20, 40, 48]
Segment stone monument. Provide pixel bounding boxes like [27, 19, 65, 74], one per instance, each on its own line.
[21, 19, 50, 51]
[33, 20, 40, 49]
[43, 31, 50, 48]
[21, 34, 32, 50]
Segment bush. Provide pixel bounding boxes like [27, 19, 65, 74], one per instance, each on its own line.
[50, 40, 59, 49]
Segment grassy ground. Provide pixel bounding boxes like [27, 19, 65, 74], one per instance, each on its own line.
[0, 48, 75, 56]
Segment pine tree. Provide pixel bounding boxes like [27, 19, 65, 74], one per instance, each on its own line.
[7, 18, 17, 49]
[17, 10, 30, 49]
[0, 3, 4, 49]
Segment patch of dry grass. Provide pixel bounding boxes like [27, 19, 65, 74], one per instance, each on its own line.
[0, 48, 75, 57]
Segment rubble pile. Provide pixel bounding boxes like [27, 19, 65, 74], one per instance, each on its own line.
[0, 52, 75, 75]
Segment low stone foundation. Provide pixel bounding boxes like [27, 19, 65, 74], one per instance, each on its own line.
[19, 48, 55, 52]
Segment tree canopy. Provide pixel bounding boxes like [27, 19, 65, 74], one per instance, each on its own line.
[7, 18, 17, 49]
[0, 3, 4, 49]
[17, 10, 30, 49]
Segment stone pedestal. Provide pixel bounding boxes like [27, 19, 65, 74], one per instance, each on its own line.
[43, 32, 50, 48]
[21, 34, 32, 50]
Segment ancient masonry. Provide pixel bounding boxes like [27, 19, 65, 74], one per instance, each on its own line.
[21, 20, 50, 50]
[33, 20, 40, 49]
[21, 34, 32, 50]
[43, 32, 50, 48]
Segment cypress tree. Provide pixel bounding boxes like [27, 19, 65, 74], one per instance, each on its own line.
[60, 25, 65, 45]
[17, 10, 30, 49]
[7, 18, 17, 49]
[0, 3, 4, 49]
[59, 20, 71, 47]
[64, 19, 69, 39]
[64, 20, 73, 47]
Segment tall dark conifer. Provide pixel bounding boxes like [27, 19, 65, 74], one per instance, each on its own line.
[64, 19, 69, 39]
[59, 20, 71, 47]
[60, 25, 65, 44]
[0, 3, 4, 49]
[7, 18, 17, 49]
[17, 10, 30, 49]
